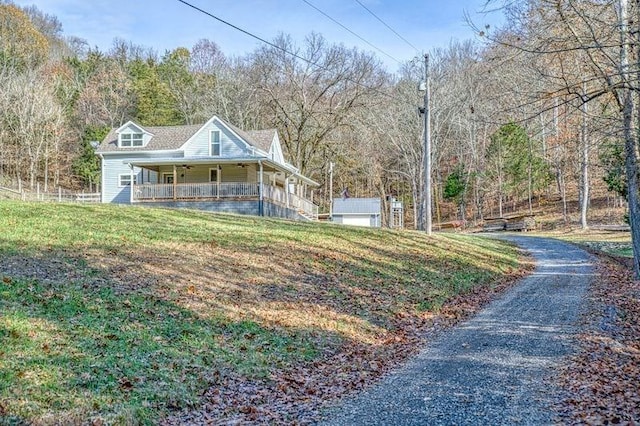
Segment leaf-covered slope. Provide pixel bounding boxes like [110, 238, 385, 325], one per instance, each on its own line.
[0, 202, 525, 424]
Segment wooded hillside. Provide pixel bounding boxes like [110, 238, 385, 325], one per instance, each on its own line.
[0, 1, 634, 231]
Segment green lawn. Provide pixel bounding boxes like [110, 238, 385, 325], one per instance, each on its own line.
[536, 229, 633, 258]
[0, 202, 523, 424]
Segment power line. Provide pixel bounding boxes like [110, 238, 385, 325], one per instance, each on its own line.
[300, 0, 401, 65]
[353, 0, 420, 53]
[175, 0, 409, 104]
[176, 0, 302, 63]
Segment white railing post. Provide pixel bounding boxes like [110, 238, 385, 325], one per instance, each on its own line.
[284, 176, 289, 208]
[123, 182, 320, 215]
[129, 166, 135, 203]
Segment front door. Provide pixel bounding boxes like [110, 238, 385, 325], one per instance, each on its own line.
[163, 173, 174, 184]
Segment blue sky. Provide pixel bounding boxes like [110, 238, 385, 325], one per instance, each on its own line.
[15, 0, 504, 72]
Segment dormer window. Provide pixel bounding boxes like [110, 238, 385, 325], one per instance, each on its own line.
[120, 133, 143, 147]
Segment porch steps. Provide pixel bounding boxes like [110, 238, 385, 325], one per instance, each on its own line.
[297, 209, 317, 221]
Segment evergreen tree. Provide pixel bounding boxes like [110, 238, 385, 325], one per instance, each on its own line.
[443, 164, 467, 219]
[72, 126, 108, 190]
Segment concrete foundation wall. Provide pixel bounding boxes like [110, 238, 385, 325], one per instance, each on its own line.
[138, 200, 307, 221]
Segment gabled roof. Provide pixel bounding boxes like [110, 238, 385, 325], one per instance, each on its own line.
[98, 124, 202, 152]
[116, 121, 153, 135]
[224, 122, 276, 154]
[97, 117, 278, 154]
[246, 129, 277, 153]
[333, 198, 381, 215]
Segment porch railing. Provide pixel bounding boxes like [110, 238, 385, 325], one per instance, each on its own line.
[263, 184, 286, 205]
[132, 182, 317, 219]
[290, 193, 319, 220]
[263, 185, 319, 220]
[134, 182, 259, 201]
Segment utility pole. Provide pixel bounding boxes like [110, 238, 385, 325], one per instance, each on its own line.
[422, 53, 432, 235]
[329, 161, 334, 219]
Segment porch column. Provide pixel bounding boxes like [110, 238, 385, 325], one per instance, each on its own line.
[129, 164, 134, 203]
[258, 160, 264, 216]
[172, 165, 177, 201]
[284, 174, 290, 208]
[217, 165, 220, 199]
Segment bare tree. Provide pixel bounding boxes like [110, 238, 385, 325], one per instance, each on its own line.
[483, 0, 640, 276]
[250, 33, 386, 176]
[76, 57, 135, 128]
[0, 68, 66, 189]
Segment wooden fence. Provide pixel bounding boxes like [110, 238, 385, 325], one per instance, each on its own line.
[0, 184, 100, 203]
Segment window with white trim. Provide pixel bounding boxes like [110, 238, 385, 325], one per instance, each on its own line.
[209, 168, 219, 182]
[163, 173, 174, 184]
[120, 133, 144, 147]
[210, 130, 221, 156]
[119, 174, 138, 187]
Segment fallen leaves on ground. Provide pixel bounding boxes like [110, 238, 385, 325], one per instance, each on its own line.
[0, 203, 531, 424]
[162, 265, 533, 425]
[556, 258, 640, 424]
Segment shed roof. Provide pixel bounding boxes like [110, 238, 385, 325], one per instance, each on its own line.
[333, 198, 381, 215]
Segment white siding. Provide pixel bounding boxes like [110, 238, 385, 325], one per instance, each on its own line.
[221, 166, 248, 182]
[158, 165, 210, 183]
[117, 123, 152, 147]
[270, 133, 285, 164]
[341, 215, 372, 227]
[101, 152, 182, 203]
[183, 119, 253, 158]
[156, 164, 249, 183]
[139, 168, 158, 184]
[333, 214, 380, 227]
[102, 156, 140, 203]
[246, 164, 257, 183]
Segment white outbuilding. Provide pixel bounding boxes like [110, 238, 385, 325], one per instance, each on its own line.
[332, 198, 381, 227]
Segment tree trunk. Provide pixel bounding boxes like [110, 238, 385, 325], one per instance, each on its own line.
[621, 0, 640, 278]
[560, 169, 568, 223]
[580, 84, 589, 229]
[528, 134, 534, 215]
[412, 178, 419, 230]
[623, 93, 640, 277]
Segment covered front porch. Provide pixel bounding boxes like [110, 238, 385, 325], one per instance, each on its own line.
[128, 158, 319, 219]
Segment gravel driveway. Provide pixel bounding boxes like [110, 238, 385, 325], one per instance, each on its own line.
[319, 235, 594, 425]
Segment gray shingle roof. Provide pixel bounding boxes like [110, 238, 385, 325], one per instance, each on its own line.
[333, 198, 381, 215]
[225, 122, 276, 153]
[97, 118, 276, 154]
[97, 124, 203, 152]
[246, 129, 276, 153]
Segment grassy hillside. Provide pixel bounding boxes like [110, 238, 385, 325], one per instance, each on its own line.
[536, 229, 632, 258]
[0, 202, 525, 424]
